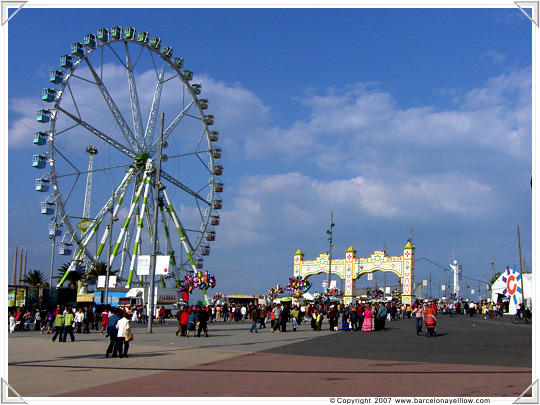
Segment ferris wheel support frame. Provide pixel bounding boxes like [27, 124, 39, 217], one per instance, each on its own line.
[159, 201, 181, 287]
[125, 174, 152, 287]
[107, 169, 151, 269]
[56, 168, 135, 287]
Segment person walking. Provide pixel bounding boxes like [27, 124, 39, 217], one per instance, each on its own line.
[100, 308, 109, 335]
[74, 308, 84, 334]
[34, 309, 42, 332]
[175, 308, 183, 336]
[131, 308, 138, 323]
[258, 305, 267, 329]
[328, 305, 338, 331]
[83, 307, 92, 334]
[141, 306, 147, 324]
[186, 308, 198, 338]
[159, 306, 167, 324]
[42, 309, 55, 334]
[412, 304, 425, 336]
[51, 309, 65, 342]
[116, 312, 132, 358]
[469, 302, 476, 317]
[290, 306, 300, 331]
[106, 308, 121, 357]
[272, 304, 282, 332]
[376, 302, 388, 331]
[180, 308, 189, 337]
[221, 303, 228, 322]
[249, 305, 259, 333]
[350, 307, 358, 331]
[8, 311, 16, 333]
[62, 307, 76, 342]
[361, 305, 373, 332]
[280, 304, 290, 332]
[197, 306, 209, 337]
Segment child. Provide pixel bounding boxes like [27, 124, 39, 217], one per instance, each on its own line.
[316, 311, 323, 331]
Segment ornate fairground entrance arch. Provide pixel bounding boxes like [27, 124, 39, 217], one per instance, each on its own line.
[293, 242, 415, 306]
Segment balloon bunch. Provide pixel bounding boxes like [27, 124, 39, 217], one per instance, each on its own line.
[392, 289, 402, 298]
[211, 292, 223, 304]
[268, 285, 284, 299]
[179, 271, 217, 294]
[285, 276, 312, 298]
[366, 288, 384, 299]
[199, 270, 216, 290]
[324, 287, 342, 297]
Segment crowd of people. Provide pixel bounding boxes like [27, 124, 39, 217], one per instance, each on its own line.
[203, 298, 510, 335]
[8, 297, 512, 350]
[8, 304, 136, 358]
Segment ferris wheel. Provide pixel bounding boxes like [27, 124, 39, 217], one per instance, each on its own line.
[32, 26, 223, 289]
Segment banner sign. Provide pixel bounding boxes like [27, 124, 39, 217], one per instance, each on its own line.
[137, 255, 151, 276]
[156, 255, 170, 275]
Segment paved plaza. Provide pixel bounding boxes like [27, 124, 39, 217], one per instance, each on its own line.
[6, 313, 533, 399]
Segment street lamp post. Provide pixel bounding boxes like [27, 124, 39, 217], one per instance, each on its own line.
[326, 210, 335, 308]
[148, 113, 165, 334]
[104, 188, 115, 307]
[49, 204, 58, 286]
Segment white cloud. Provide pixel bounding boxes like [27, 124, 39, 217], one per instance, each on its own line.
[216, 170, 495, 252]
[480, 50, 506, 63]
[238, 68, 531, 171]
[9, 97, 45, 149]
[195, 74, 271, 132]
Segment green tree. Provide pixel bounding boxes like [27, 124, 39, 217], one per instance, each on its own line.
[54, 262, 83, 288]
[85, 261, 122, 283]
[21, 270, 47, 286]
[488, 272, 502, 294]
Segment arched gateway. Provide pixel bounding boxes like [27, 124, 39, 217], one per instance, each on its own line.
[293, 242, 415, 306]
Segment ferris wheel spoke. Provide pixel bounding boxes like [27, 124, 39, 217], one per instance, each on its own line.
[196, 151, 213, 171]
[148, 100, 195, 155]
[104, 42, 129, 71]
[55, 162, 133, 180]
[143, 59, 167, 152]
[84, 58, 142, 153]
[160, 149, 210, 160]
[125, 43, 145, 148]
[158, 202, 181, 287]
[67, 72, 100, 86]
[160, 169, 209, 204]
[51, 146, 84, 177]
[57, 106, 137, 159]
[162, 189, 199, 273]
[118, 210, 136, 281]
[63, 82, 85, 119]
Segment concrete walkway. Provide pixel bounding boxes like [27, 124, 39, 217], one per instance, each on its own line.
[6, 314, 532, 399]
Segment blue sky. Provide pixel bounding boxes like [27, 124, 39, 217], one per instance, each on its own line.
[4, 4, 534, 300]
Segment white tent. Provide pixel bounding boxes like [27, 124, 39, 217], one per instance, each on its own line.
[491, 269, 532, 314]
[302, 292, 315, 301]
